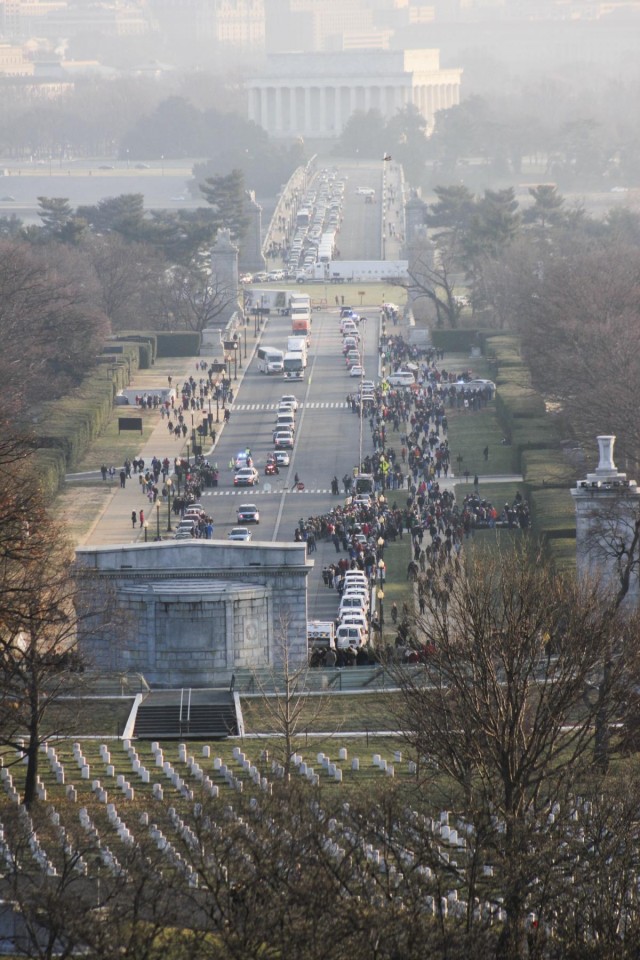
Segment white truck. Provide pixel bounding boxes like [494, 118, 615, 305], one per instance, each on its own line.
[287, 336, 308, 365]
[289, 293, 311, 340]
[298, 260, 409, 283]
[307, 621, 335, 651]
[283, 352, 305, 380]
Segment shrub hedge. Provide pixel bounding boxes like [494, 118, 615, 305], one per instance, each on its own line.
[111, 332, 158, 368]
[30, 353, 138, 493]
[496, 385, 546, 421]
[485, 332, 577, 568]
[155, 332, 201, 357]
[431, 329, 479, 353]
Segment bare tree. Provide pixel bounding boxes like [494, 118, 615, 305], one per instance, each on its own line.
[250, 613, 331, 777]
[0, 512, 120, 807]
[403, 240, 463, 328]
[394, 542, 630, 960]
[156, 265, 237, 333]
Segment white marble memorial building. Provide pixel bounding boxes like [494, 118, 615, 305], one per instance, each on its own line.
[247, 49, 462, 138]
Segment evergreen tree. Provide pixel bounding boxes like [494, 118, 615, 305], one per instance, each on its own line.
[199, 168, 249, 242]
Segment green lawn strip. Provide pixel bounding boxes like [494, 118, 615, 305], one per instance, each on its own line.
[529, 487, 576, 538]
[37, 698, 135, 738]
[378, 536, 412, 641]
[56, 484, 115, 543]
[240, 691, 406, 735]
[451, 481, 524, 512]
[446, 405, 514, 477]
[71, 414, 159, 473]
[255, 280, 407, 310]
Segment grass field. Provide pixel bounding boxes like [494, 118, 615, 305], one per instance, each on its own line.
[253, 280, 407, 311]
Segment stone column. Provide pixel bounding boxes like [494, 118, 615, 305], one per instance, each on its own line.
[572, 435, 640, 610]
[275, 86, 283, 133]
[304, 86, 311, 136]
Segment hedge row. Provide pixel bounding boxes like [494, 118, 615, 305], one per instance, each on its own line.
[28, 357, 135, 493]
[431, 329, 479, 353]
[484, 333, 576, 571]
[155, 332, 201, 357]
[110, 332, 158, 369]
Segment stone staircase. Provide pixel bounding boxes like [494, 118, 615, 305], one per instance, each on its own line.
[132, 689, 239, 740]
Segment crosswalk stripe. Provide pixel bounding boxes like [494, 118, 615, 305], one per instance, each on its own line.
[202, 488, 331, 496]
[231, 401, 347, 411]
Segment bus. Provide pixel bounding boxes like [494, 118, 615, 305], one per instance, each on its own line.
[257, 346, 284, 374]
[296, 207, 311, 228]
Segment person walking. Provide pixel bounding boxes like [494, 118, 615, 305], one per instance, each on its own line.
[292, 472, 300, 491]
[131, 511, 137, 528]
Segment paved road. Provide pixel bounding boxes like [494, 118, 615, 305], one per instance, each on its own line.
[79, 301, 383, 625]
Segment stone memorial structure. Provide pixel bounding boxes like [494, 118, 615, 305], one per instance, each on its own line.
[571, 435, 640, 609]
[75, 540, 312, 686]
[239, 190, 266, 274]
[247, 48, 461, 138]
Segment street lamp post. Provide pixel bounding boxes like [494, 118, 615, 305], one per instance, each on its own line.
[377, 558, 385, 585]
[244, 323, 247, 359]
[166, 478, 173, 532]
[235, 333, 241, 370]
[215, 386, 220, 423]
[155, 501, 161, 541]
[377, 588, 385, 627]
[233, 344, 238, 381]
[186, 442, 190, 466]
[143, 521, 148, 542]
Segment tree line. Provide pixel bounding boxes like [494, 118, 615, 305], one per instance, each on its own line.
[407, 181, 640, 471]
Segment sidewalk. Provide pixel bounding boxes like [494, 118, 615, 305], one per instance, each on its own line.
[77, 325, 262, 548]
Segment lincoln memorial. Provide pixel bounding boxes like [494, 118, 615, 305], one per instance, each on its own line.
[247, 48, 462, 138]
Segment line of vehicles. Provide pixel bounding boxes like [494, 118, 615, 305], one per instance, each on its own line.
[226, 392, 300, 540]
[308, 568, 374, 653]
[252, 290, 312, 381]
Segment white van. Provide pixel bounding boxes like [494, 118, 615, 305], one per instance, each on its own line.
[336, 623, 367, 649]
[344, 570, 368, 586]
[339, 595, 368, 618]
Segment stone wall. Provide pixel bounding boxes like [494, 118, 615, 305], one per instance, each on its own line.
[75, 541, 312, 686]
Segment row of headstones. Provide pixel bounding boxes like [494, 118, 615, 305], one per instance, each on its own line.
[47, 804, 88, 876]
[231, 747, 273, 794]
[1, 767, 20, 804]
[3, 805, 59, 877]
[78, 807, 122, 876]
[148, 818, 198, 887]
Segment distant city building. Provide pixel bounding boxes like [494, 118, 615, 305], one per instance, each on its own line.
[0, 40, 32, 74]
[150, 0, 264, 52]
[247, 48, 461, 138]
[0, 0, 150, 40]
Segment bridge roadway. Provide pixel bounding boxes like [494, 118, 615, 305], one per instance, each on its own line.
[203, 304, 381, 623]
